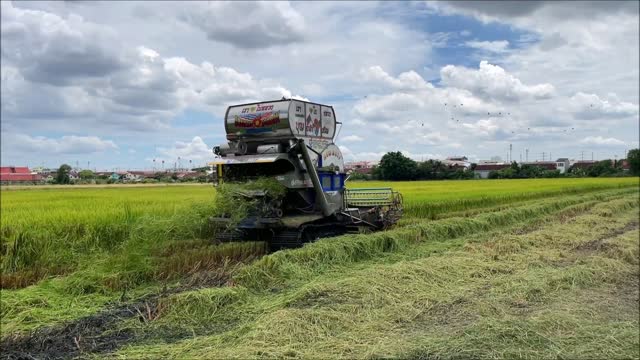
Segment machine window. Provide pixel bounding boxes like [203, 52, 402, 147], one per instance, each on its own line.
[322, 175, 332, 190]
[333, 175, 341, 190]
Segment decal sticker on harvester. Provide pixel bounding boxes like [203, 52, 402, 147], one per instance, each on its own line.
[234, 111, 281, 133]
[306, 104, 321, 137]
[225, 100, 336, 140]
[320, 144, 344, 171]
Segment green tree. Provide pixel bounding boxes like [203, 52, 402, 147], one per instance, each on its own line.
[588, 160, 616, 177]
[78, 169, 94, 180]
[377, 152, 418, 180]
[371, 165, 381, 180]
[627, 148, 640, 175]
[417, 160, 436, 180]
[56, 164, 72, 184]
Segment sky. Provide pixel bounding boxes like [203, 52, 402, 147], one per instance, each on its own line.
[1, 1, 639, 170]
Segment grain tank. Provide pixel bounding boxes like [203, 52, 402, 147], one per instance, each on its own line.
[209, 99, 402, 248]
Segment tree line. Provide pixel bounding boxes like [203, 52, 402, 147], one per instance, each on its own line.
[51, 165, 210, 185]
[352, 149, 640, 181]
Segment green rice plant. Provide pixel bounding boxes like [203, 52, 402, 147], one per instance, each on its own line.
[0, 186, 216, 288]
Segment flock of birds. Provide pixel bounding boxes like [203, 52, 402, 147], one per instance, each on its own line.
[416, 102, 590, 135]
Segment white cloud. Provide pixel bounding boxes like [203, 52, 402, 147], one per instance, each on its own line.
[0, 1, 125, 86]
[7, 134, 118, 154]
[155, 136, 212, 162]
[360, 66, 431, 90]
[341, 148, 444, 162]
[1, 1, 637, 167]
[465, 40, 510, 53]
[431, 1, 639, 103]
[568, 92, 639, 120]
[580, 136, 626, 146]
[0, 2, 302, 134]
[400, 151, 445, 161]
[178, 1, 306, 49]
[338, 145, 353, 157]
[428, 1, 638, 25]
[353, 66, 500, 125]
[340, 135, 364, 142]
[440, 61, 555, 102]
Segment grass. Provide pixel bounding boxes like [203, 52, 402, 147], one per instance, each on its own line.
[0, 177, 638, 358]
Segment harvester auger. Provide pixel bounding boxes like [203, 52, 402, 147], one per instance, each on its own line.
[209, 99, 403, 249]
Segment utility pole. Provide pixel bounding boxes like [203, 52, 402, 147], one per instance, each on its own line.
[549, 152, 552, 161]
[581, 151, 584, 161]
[591, 152, 594, 161]
[526, 148, 529, 162]
[509, 144, 513, 163]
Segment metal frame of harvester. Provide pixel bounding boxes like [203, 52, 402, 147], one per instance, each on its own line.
[209, 99, 402, 248]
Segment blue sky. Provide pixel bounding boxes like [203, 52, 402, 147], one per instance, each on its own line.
[1, 1, 638, 170]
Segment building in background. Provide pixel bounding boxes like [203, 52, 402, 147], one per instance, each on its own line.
[570, 160, 597, 171]
[555, 158, 570, 174]
[520, 161, 558, 171]
[620, 159, 631, 172]
[444, 156, 471, 170]
[473, 163, 510, 179]
[345, 161, 377, 175]
[0, 166, 42, 184]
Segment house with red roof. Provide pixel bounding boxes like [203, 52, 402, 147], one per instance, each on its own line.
[0, 166, 42, 184]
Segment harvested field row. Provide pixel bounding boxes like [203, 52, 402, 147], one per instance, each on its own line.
[110, 193, 639, 359]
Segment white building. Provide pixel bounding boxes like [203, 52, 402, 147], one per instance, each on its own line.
[555, 158, 570, 174]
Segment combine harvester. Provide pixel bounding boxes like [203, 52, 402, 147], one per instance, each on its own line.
[210, 99, 402, 248]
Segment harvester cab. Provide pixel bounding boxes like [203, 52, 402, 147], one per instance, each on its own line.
[209, 99, 402, 248]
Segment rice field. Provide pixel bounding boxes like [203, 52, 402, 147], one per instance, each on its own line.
[1, 178, 638, 359]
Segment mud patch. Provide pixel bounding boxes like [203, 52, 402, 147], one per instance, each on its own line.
[1, 273, 231, 360]
[573, 221, 639, 254]
[2, 298, 147, 359]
